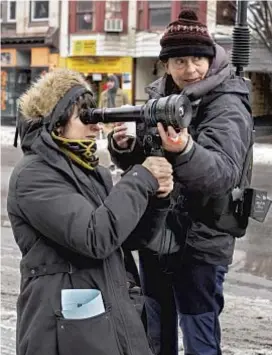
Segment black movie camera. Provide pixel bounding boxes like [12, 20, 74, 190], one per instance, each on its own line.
[80, 94, 192, 156]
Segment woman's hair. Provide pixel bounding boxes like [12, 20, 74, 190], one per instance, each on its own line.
[55, 92, 96, 128]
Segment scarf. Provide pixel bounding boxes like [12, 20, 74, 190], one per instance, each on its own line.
[52, 131, 99, 170]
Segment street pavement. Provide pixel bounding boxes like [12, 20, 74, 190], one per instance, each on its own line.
[1, 127, 272, 354]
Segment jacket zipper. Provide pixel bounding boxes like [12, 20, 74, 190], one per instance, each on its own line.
[106, 259, 134, 355]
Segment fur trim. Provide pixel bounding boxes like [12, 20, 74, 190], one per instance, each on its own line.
[19, 68, 92, 122]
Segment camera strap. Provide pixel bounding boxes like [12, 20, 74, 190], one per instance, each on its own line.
[238, 129, 255, 189]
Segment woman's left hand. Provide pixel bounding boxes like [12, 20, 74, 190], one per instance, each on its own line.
[157, 123, 189, 153]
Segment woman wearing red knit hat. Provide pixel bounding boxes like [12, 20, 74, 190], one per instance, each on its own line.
[109, 9, 253, 355]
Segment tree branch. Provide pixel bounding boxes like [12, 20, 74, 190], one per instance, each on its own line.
[248, 1, 272, 53]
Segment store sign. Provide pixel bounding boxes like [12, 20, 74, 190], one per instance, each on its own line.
[72, 40, 97, 56]
[31, 48, 49, 67]
[66, 56, 132, 74]
[1, 70, 8, 110]
[0, 49, 16, 66]
[1, 68, 16, 117]
[1, 53, 12, 66]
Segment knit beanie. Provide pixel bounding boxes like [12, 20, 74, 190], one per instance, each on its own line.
[159, 10, 215, 60]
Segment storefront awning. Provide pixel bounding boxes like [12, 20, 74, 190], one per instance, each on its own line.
[1, 27, 59, 49]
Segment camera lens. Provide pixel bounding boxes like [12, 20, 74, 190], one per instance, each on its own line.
[146, 95, 192, 129]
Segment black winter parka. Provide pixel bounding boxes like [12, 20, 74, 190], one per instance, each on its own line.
[7, 126, 169, 355]
[108, 44, 253, 265]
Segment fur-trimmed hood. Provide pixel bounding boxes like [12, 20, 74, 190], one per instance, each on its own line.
[19, 68, 91, 122]
[16, 68, 92, 152]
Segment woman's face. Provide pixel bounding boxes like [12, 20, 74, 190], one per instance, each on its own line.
[165, 56, 210, 89]
[107, 80, 115, 89]
[59, 106, 100, 140]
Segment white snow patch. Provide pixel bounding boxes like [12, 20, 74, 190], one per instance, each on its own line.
[2, 220, 11, 228]
[0, 126, 17, 147]
[253, 143, 272, 165]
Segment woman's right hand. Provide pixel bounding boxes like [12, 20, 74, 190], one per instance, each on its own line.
[142, 157, 174, 198]
[112, 123, 135, 149]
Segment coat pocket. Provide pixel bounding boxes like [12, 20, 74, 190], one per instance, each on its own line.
[56, 307, 122, 355]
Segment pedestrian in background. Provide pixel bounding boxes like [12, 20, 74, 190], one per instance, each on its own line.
[108, 9, 253, 355]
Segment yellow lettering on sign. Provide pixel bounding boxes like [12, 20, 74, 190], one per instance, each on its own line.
[66, 56, 132, 74]
[72, 40, 97, 56]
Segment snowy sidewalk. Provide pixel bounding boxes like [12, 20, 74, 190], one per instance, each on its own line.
[1, 126, 17, 147]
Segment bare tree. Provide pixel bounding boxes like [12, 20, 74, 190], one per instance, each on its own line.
[247, 1, 272, 53]
[221, 1, 272, 52]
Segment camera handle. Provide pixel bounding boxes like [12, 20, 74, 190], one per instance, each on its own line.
[143, 127, 164, 157]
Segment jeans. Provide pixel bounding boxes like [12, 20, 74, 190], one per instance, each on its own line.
[139, 251, 228, 355]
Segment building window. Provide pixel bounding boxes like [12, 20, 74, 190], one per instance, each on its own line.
[7, 1, 16, 22]
[76, 1, 94, 31]
[180, 1, 199, 12]
[105, 1, 121, 20]
[31, 1, 49, 21]
[216, 1, 236, 26]
[148, 1, 171, 28]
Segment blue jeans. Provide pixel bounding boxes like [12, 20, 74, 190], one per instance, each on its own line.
[139, 251, 228, 355]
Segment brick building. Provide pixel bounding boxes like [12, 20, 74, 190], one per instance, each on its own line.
[1, 0, 60, 124]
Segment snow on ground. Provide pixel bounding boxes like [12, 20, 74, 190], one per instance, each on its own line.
[176, 293, 272, 354]
[0, 126, 17, 147]
[253, 143, 272, 165]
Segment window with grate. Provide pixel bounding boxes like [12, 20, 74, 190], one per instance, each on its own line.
[105, 1, 122, 20]
[216, 1, 236, 26]
[31, 1, 49, 21]
[148, 1, 171, 28]
[76, 1, 94, 31]
[180, 1, 199, 12]
[7, 1, 16, 22]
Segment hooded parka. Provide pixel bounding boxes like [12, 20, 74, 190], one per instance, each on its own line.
[7, 74, 170, 355]
[108, 44, 254, 266]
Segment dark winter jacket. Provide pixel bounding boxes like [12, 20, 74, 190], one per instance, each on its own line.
[7, 121, 170, 355]
[108, 44, 253, 265]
